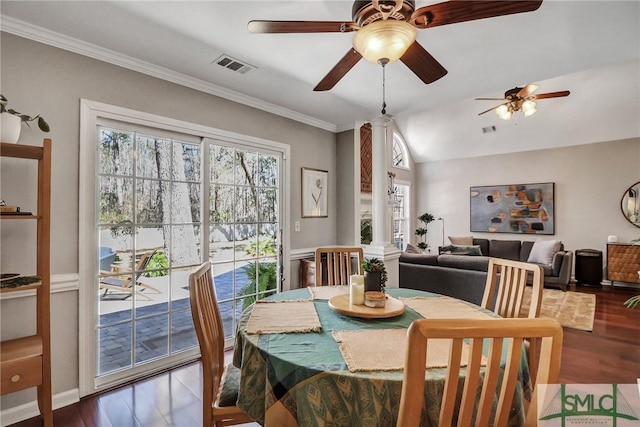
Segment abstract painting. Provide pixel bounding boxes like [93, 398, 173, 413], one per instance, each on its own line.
[470, 183, 555, 234]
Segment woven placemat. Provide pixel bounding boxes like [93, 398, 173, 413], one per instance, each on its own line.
[308, 285, 349, 300]
[246, 300, 322, 334]
[400, 296, 494, 319]
[333, 329, 479, 372]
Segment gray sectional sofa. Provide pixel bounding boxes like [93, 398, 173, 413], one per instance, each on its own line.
[399, 238, 573, 305]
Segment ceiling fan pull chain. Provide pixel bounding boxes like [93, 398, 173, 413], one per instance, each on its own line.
[380, 58, 388, 115]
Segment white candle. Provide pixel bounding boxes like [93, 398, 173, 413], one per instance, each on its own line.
[350, 275, 365, 305]
[350, 274, 364, 285]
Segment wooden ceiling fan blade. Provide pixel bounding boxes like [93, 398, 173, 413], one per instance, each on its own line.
[248, 20, 358, 34]
[314, 49, 363, 91]
[517, 84, 539, 98]
[532, 90, 571, 100]
[400, 42, 448, 84]
[411, 0, 543, 29]
[478, 103, 508, 115]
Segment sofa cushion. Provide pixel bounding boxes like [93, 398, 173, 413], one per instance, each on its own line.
[527, 239, 561, 266]
[448, 236, 473, 245]
[520, 241, 534, 262]
[437, 254, 490, 272]
[405, 243, 421, 254]
[449, 245, 483, 256]
[489, 240, 521, 261]
[399, 253, 439, 266]
[472, 238, 490, 256]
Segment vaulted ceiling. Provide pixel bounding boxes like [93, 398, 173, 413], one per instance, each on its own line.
[2, 1, 639, 161]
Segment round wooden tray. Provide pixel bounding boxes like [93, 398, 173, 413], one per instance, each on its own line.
[328, 293, 405, 319]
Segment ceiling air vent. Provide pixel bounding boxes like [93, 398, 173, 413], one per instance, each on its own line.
[482, 125, 497, 134]
[213, 55, 256, 74]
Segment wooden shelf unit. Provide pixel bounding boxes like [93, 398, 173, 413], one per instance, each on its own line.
[0, 139, 52, 426]
[607, 243, 640, 285]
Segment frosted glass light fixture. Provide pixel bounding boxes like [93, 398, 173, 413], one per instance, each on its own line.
[496, 104, 512, 120]
[522, 99, 537, 117]
[353, 20, 416, 64]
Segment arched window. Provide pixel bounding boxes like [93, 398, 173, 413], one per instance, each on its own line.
[392, 133, 409, 168]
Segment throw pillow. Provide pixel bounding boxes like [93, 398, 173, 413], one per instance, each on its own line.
[527, 239, 561, 266]
[405, 243, 421, 254]
[448, 236, 473, 245]
[449, 245, 483, 256]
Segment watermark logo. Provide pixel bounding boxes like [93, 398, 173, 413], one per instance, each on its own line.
[537, 384, 640, 426]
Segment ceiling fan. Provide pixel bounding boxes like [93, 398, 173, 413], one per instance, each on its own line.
[248, 0, 543, 91]
[476, 84, 570, 120]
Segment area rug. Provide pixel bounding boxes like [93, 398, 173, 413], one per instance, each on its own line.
[520, 287, 595, 332]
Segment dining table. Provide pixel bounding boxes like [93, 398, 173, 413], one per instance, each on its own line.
[233, 287, 531, 427]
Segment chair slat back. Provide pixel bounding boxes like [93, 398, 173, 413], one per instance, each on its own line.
[481, 257, 544, 319]
[314, 247, 364, 286]
[189, 261, 225, 427]
[397, 318, 563, 427]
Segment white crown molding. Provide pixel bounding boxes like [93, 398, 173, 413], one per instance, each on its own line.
[0, 16, 338, 133]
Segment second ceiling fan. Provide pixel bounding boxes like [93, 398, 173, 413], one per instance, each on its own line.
[248, 0, 543, 91]
[476, 84, 570, 119]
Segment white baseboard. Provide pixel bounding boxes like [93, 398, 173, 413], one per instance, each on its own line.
[0, 388, 79, 427]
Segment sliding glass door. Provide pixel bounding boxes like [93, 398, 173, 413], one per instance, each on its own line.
[93, 126, 283, 387]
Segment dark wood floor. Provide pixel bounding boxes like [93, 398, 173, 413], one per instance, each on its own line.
[11, 285, 640, 427]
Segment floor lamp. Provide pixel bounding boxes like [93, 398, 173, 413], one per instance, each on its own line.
[438, 217, 445, 249]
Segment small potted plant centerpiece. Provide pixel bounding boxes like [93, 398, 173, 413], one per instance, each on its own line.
[0, 95, 50, 144]
[361, 257, 387, 308]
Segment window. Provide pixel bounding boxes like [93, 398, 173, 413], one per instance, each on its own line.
[392, 133, 409, 168]
[392, 184, 410, 250]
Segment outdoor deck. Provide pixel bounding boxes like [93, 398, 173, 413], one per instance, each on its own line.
[98, 267, 252, 374]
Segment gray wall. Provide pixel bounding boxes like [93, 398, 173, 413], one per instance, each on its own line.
[415, 138, 640, 270]
[336, 129, 356, 245]
[0, 33, 340, 411]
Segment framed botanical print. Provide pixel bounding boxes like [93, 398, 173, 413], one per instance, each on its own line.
[301, 167, 328, 218]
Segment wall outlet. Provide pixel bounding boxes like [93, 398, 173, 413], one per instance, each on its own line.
[294, 221, 300, 232]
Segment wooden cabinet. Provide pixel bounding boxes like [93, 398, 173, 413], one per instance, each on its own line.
[607, 243, 640, 285]
[0, 139, 52, 426]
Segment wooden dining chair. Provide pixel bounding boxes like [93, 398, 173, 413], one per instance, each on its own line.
[314, 246, 364, 286]
[188, 261, 253, 427]
[397, 318, 563, 427]
[481, 257, 544, 319]
[481, 257, 545, 381]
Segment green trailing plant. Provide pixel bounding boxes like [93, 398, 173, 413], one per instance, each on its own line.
[361, 257, 387, 293]
[1, 95, 50, 132]
[415, 212, 435, 252]
[624, 295, 640, 309]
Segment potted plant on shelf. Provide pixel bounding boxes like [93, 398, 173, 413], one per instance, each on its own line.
[414, 212, 435, 253]
[1, 95, 50, 144]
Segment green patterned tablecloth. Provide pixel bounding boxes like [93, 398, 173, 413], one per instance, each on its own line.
[233, 288, 529, 426]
